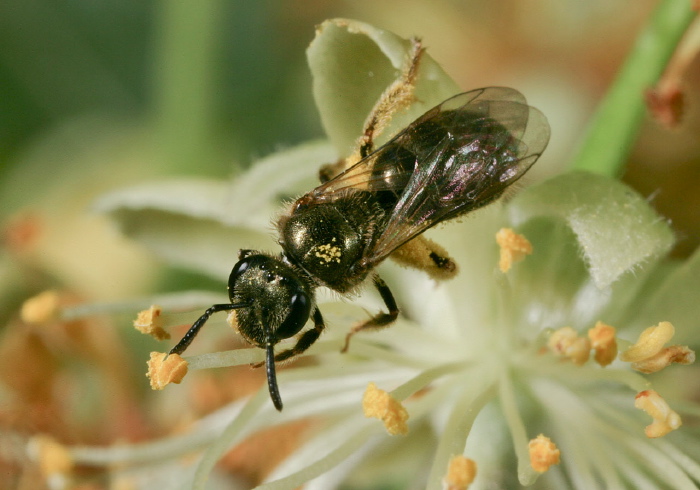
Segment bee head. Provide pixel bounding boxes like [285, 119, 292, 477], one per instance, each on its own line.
[228, 253, 313, 346]
[227, 252, 313, 411]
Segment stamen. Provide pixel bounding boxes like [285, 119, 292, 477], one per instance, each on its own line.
[443, 455, 477, 490]
[634, 390, 682, 438]
[20, 290, 61, 324]
[147, 352, 188, 390]
[587, 321, 618, 367]
[133, 305, 170, 340]
[528, 434, 561, 473]
[619, 321, 674, 363]
[496, 228, 533, 273]
[362, 382, 409, 435]
[631, 345, 695, 374]
[547, 327, 591, 365]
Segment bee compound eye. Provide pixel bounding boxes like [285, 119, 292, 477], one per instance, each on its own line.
[275, 289, 311, 340]
[230, 258, 250, 279]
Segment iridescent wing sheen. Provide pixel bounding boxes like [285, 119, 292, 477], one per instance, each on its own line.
[308, 87, 551, 266]
[305, 89, 499, 202]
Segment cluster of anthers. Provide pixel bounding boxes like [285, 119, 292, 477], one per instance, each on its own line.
[547, 318, 693, 441]
[16, 223, 698, 488]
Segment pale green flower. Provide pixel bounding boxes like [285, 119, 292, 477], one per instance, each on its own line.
[46, 15, 700, 490]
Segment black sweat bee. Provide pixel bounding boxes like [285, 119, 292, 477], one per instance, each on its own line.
[168, 86, 550, 411]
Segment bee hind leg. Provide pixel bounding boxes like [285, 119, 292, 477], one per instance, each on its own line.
[390, 235, 458, 281]
[341, 274, 399, 353]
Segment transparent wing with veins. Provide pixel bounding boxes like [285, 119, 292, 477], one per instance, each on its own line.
[304, 87, 551, 267]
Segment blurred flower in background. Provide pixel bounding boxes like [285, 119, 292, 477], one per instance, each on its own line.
[1, 1, 700, 489]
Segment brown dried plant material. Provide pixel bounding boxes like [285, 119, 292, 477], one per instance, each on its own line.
[645, 16, 700, 128]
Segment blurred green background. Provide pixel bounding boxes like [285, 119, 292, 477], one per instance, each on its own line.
[1, 0, 698, 312]
[1, 2, 699, 487]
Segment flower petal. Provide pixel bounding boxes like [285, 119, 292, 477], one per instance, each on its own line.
[102, 205, 274, 280]
[307, 18, 460, 155]
[95, 179, 273, 279]
[224, 139, 337, 224]
[508, 171, 674, 289]
[95, 141, 336, 279]
[621, 246, 700, 346]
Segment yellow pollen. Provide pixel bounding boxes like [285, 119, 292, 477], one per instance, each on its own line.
[496, 228, 532, 273]
[547, 326, 591, 365]
[226, 310, 239, 329]
[443, 455, 477, 490]
[147, 352, 188, 390]
[528, 434, 560, 473]
[635, 389, 682, 438]
[313, 243, 342, 264]
[362, 382, 409, 435]
[587, 321, 618, 367]
[21, 290, 61, 324]
[133, 305, 170, 340]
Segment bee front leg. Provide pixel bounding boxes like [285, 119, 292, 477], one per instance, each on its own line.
[252, 308, 326, 368]
[341, 274, 399, 353]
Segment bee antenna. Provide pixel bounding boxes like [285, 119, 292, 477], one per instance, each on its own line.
[265, 341, 284, 411]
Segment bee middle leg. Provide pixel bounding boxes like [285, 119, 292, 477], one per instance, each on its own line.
[341, 274, 399, 353]
[318, 158, 347, 183]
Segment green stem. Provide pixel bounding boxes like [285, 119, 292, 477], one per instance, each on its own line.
[152, 0, 224, 174]
[570, 0, 696, 177]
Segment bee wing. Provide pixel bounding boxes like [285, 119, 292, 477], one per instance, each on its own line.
[305, 139, 415, 201]
[362, 87, 551, 265]
[304, 90, 513, 201]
